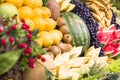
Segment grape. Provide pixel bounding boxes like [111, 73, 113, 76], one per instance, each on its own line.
[71, 0, 104, 56]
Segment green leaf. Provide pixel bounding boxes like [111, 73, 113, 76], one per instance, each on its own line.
[110, 0, 120, 10]
[32, 29, 39, 36]
[0, 50, 22, 75]
[42, 0, 48, 6]
[19, 56, 28, 71]
[45, 68, 55, 80]
[105, 59, 120, 73]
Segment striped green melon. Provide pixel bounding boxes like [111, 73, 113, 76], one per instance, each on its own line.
[61, 12, 90, 53]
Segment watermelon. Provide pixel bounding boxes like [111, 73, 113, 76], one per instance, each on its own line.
[98, 24, 120, 57]
[104, 43, 114, 54]
[108, 24, 116, 30]
[61, 12, 90, 53]
[111, 50, 120, 57]
[115, 29, 120, 39]
[97, 30, 114, 44]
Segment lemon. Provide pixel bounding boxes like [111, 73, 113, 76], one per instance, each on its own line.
[41, 7, 51, 18]
[33, 7, 43, 17]
[44, 18, 57, 31]
[23, 0, 43, 8]
[49, 30, 63, 44]
[54, 30, 63, 40]
[24, 18, 34, 30]
[5, 0, 23, 8]
[18, 6, 34, 19]
[35, 36, 43, 46]
[32, 17, 46, 31]
[39, 31, 53, 47]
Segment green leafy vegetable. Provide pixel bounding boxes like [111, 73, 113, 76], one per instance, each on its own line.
[110, 0, 120, 10]
[45, 68, 55, 80]
[0, 50, 22, 75]
[105, 59, 120, 73]
[78, 59, 120, 80]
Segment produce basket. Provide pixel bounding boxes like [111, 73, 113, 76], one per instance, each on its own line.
[0, 0, 120, 80]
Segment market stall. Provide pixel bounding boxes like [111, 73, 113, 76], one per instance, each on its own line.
[0, 0, 120, 80]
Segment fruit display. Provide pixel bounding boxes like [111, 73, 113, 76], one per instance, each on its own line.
[97, 24, 120, 57]
[61, 12, 90, 53]
[84, 0, 113, 28]
[0, 0, 120, 80]
[71, 0, 104, 56]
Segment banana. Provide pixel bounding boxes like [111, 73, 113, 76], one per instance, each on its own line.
[87, 0, 106, 10]
[92, 12, 105, 27]
[85, 0, 113, 28]
[91, 12, 102, 22]
[98, 0, 112, 19]
[92, 12, 106, 28]
[104, 16, 111, 27]
[87, 3, 103, 19]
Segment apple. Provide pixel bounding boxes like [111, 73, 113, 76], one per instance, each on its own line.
[0, 3, 18, 18]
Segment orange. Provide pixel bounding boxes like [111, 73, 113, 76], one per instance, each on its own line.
[32, 17, 46, 31]
[23, 0, 43, 8]
[5, 0, 23, 8]
[24, 18, 34, 30]
[18, 6, 34, 19]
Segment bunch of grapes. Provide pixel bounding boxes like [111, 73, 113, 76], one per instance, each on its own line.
[71, 0, 104, 56]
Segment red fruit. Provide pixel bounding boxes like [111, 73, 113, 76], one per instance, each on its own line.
[9, 36, 15, 43]
[115, 29, 120, 39]
[108, 24, 116, 30]
[41, 57, 46, 62]
[12, 24, 17, 30]
[0, 27, 3, 33]
[111, 49, 119, 57]
[28, 29, 32, 33]
[0, 39, 6, 45]
[108, 31, 118, 42]
[24, 47, 32, 54]
[22, 24, 29, 31]
[22, 24, 26, 29]
[27, 33, 32, 39]
[29, 63, 35, 68]
[6, 30, 11, 34]
[21, 19, 25, 23]
[29, 58, 34, 63]
[25, 24, 30, 29]
[38, 54, 42, 59]
[19, 43, 27, 48]
[104, 43, 114, 54]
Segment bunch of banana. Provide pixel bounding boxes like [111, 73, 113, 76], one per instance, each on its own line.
[84, 0, 113, 28]
[55, 0, 75, 12]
